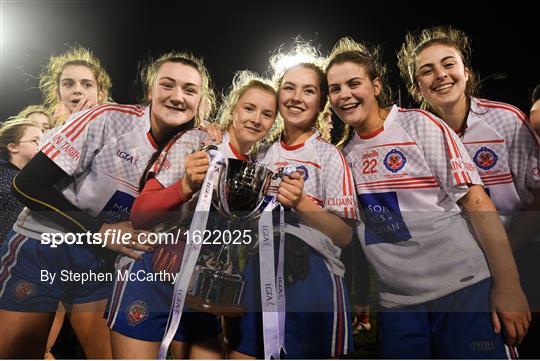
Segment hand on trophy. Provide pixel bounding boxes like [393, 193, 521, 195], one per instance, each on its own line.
[183, 150, 210, 197]
[277, 171, 305, 209]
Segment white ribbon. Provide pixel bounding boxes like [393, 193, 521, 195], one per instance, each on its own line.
[276, 204, 286, 356]
[158, 150, 223, 359]
[258, 165, 295, 359]
[258, 198, 280, 359]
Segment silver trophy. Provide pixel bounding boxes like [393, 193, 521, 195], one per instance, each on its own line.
[187, 158, 273, 316]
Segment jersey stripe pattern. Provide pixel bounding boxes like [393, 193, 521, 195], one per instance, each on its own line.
[343, 105, 490, 308]
[256, 131, 357, 275]
[14, 104, 156, 238]
[460, 98, 540, 225]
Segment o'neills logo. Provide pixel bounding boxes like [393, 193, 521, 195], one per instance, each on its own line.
[328, 197, 354, 206]
[117, 149, 139, 165]
[264, 283, 275, 307]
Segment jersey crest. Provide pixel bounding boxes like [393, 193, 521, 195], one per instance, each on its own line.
[473, 147, 498, 170]
[13, 280, 36, 302]
[126, 300, 149, 326]
[294, 165, 309, 181]
[383, 149, 406, 173]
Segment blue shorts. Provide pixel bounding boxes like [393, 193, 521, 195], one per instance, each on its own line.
[230, 246, 353, 358]
[106, 250, 221, 342]
[379, 278, 518, 359]
[0, 230, 113, 312]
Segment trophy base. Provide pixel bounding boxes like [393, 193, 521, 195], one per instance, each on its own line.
[186, 293, 245, 317]
[187, 265, 245, 316]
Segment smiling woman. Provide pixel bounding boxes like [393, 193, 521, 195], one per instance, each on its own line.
[397, 26, 540, 358]
[0, 51, 213, 359]
[327, 35, 531, 359]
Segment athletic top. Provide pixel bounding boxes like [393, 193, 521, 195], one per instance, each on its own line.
[343, 105, 490, 308]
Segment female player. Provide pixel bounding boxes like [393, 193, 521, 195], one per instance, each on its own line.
[0, 51, 211, 359]
[230, 42, 356, 359]
[326, 36, 530, 358]
[397, 25, 540, 357]
[107, 70, 277, 359]
[39, 45, 112, 129]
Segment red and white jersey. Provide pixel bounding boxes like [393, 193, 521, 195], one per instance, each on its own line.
[343, 105, 490, 308]
[149, 130, 248, 222]
[459, 97, 540, 226]
[148, 129, 208, 188]
[256, 130, 357, 275]
[151, 130, 247, 188]
[15, 104, 158, 239]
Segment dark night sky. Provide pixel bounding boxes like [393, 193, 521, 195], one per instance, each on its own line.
[1, 0, 538, 122]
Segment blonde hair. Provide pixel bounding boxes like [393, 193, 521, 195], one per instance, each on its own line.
[15, 105, 51, 120]
[397, 26, 478, 109]
[39, 45, 112, 127]
[0, 118, 40, 161]
[140, 51, 216, 127]
[217, 70, 277, 129]
[268, 39, 330, 141]
[326, 37, 392, 148]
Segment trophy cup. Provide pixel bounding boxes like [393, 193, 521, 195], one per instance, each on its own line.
[186, 158, 273, 316]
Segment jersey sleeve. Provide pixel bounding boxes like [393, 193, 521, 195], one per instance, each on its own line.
[507, 114, 540, 203]
[508, 113, 540, 203]
[154, 129, 208, 187]
[402, 109, 482, 203]
[320, 144, 359, 221]
[39, 106, 110, 176]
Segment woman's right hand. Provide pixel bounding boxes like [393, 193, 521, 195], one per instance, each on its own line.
[99, 221, 154, 260]
[182, 150, 210, 197]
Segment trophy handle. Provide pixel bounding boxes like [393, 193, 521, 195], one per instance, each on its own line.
[216, 158, 230, 215]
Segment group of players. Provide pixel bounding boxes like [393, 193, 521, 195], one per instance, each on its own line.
[0, 25, 538, 359]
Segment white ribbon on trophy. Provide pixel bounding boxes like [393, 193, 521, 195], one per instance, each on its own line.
[158, 149, 223, 359]
[258, 165, 294, 359]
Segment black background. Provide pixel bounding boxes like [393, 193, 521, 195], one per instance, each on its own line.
[1, 0, 538, 122]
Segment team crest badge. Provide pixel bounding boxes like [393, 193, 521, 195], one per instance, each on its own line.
[295, 165, 309, 181]
[13, 280, 36, 302]
[473, 147, 498, 170]
[126, 300, 149, 326]
[384, 149, 406, 173]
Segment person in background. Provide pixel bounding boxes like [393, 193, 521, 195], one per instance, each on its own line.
[39, 45, 112, 130]
[10, 105, 52, 131]
[0, 118, 42, 243]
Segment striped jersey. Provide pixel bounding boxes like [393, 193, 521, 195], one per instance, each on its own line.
[148, 130, 247, 223]
[256, 130, 357, 276]
[14, 104, 157, 239]
[459, 97, 540, 226]
[343, 105, 490, 308]
[151, 130, 246, 188]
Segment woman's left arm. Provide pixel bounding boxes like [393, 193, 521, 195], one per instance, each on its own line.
[460, 185, 531, 346]
[278, 172, 352, 248]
